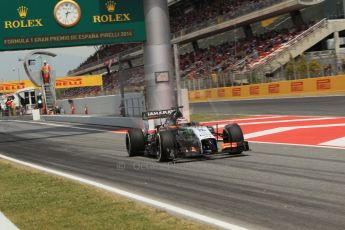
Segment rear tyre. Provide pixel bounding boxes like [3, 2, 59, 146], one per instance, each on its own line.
[157, 131, 175, 162]
[223, 123, 244, 154]
[126, 129, 145, 157]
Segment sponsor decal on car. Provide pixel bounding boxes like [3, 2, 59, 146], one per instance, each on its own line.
[142, 109, 176, 120]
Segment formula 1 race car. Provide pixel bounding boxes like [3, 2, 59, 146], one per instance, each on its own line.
[126, 107, 250, 162]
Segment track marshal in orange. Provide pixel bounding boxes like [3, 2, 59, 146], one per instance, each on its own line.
[40, 60, 51, 85]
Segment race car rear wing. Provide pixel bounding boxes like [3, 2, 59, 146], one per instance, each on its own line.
[142, 107, 183, 120]
[142, 109, 176, 120]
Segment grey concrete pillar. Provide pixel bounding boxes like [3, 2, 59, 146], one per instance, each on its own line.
[173, 43, 182, 106]
[243, 24, 253, 39]
[334, 31, 340, 56]
[290, 10, 304, 28]
[334, 31, 341, 74]
[144, 0, 175, 112]
[192, 41, 199, 51]
[128, 60, 133, 68]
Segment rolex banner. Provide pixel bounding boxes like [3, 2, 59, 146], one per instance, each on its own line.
[0, 0, 145, 51]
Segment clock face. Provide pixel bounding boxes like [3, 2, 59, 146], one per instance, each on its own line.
[54, 0, 81, 28]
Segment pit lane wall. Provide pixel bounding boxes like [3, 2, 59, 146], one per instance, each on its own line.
[41, 115, 144, 129]
[188, 75, 345, 102]
[56, 93, 144, 116]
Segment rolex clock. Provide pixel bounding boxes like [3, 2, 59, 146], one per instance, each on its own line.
[54, 0, 81, 28]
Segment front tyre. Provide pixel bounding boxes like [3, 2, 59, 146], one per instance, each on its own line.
[223, 123, 244, 154]
[126, 129, 145, 157]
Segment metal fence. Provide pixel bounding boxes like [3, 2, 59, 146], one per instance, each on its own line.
[181, 52, 345, 91]
[1, 107, 21, 117]
[124, 97, 145, 117]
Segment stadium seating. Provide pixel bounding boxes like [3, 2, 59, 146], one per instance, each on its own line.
[74, 43, 139, 72]
[72, 0, 283, 74]
[170, 0, 283, 35]
[63, 0, 327, 99]
[179, 23, 315, 79]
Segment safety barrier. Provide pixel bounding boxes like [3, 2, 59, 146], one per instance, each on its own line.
[189, 75, 345, 102]
[42, 115, 144, 129]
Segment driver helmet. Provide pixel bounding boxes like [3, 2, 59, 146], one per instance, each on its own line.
[176, 117, 188, 126]
[172, 110, 183, 120]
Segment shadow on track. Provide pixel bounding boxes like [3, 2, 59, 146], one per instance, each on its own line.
[141, 152, 250, 164]
[172, 153, 249, 164]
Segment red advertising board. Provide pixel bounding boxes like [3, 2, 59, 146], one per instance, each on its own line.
[317, 79, 331, 90]
[232, 88, 241, 97]
[218, 89, 225, 97]
[250, 86, 260, 95]
[291, 81, 303, 92]
[268, 84, 280, 94]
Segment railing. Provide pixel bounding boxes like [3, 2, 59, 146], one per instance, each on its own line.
[182, 51, 345, 91]
[283, 18, 327, 55]
[305, 50, 336, 58]
[248, 19, 328, 72]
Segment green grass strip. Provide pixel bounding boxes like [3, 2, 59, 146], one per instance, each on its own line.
[0, 159, 213, 230]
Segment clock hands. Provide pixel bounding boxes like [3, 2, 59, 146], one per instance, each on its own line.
[65, 11, 71, 23]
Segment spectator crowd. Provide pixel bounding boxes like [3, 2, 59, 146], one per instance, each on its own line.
[180, 23, 315, 79]
[63, 0, 316, 99]
[170, 0, 284, 35]
[72, 0, 281, 73]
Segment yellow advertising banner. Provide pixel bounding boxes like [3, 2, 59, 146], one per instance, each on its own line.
[55, 75, 103, 89]
[189, 75, 345, 102]
[261, 17, 278, 27]
[0, 80, 34, 93]
[0, 75, 103, 93]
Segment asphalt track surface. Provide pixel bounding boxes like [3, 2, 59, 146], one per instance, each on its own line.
[1, 120, 345, 230]
[190, 95, 345, 116]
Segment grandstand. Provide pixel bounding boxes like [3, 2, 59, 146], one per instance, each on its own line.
[62, 0, 345, 99]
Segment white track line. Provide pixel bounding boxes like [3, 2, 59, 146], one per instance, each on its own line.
[213, 117, 339, 128]
[0, 212, 19, 230]
[201, 115, 285, 124]
[245, 123, 345, 139]
[320, 136, 345, 147]
[290, 123, 345, 129]
[244, 127, 295, 139]
[250, 141, 345, 150]
[0, 154, 248, 230]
